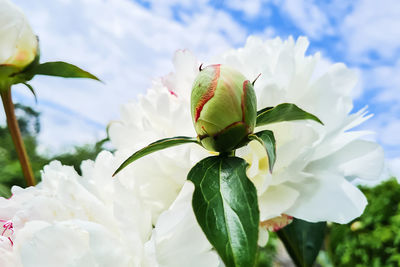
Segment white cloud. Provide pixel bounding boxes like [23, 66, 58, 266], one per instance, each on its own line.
[362, 59, 400, 104]
[226, 0, 269, 19]
[357, 59, 400, 156]
[356, 111, 400, 159]
[8, 0, 248, 151]
[340, 0, 400, 63]
[380, 120, 400, 147]
[387, 157, 400, 180]
[281, 0, 333, 39]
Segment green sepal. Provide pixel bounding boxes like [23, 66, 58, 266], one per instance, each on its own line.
[199, 121, 250, 152]
[0, 65, 31, 90]
[256, 103, 323, 127]
[27, 61, 101, 81]
[248, 130, 276, 173]
[113, 136, 199, 176]
[277, 218, 326, 267]
[22, 83, 37, 103]
[187, 156, 259, 267]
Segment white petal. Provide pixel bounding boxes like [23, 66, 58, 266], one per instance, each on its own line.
[258, 226, 269, 247]
[286, 172, 367, 224]
[258, 185, 299, 221]
[145, 182, 219, 267]
[307, 140, 384, 181]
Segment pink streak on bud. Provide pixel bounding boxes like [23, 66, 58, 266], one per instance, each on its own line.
[194, 64, 221, 122]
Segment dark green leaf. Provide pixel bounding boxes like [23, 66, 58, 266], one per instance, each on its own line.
[23, 83, 37, 103]
[277, 218, 326, 267]
[113, 136, 199, 176]
[29, 61, 101, 81]
[188, 156, 260, 267]
[248, 130, 276, 173]
[256, 103, 323, 127]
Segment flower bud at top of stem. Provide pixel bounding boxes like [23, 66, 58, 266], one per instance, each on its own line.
[191, 64, 257, 152]
[0, 0, 38, 69]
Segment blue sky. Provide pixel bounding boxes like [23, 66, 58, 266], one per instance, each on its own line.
[2, 0, 399, 176]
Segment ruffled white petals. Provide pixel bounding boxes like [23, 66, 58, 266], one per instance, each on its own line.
[108, 50, 210, 224]
[144, 182, 220, 267]
[0, 0, 37, 67]
[114, 145, 208, 224]
[162, 49, 199, 100]
[285, 172, 368, 224]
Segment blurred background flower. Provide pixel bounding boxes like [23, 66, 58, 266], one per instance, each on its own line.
[0, 0, 37, 69]
[1, 0, 398, 180]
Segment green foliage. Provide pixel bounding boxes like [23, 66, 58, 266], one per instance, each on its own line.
[328, 178, 400, 267]
[188, 156, 260, 267]
[0, 103, 108, 197]
[0, 104, 45, 197]
[256, 232, 279, 267]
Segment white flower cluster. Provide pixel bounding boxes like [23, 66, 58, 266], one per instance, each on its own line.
[0, 6, 384, 264]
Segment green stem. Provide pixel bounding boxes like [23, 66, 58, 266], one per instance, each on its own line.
[1, 88, 36, 186]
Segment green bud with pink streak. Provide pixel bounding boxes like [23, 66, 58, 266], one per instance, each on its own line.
[191, 64, 257, 152]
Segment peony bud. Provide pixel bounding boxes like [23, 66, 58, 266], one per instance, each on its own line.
[191, 64, 257, 152]
[0, 0, 38, 69]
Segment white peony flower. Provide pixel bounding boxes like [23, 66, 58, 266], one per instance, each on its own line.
[0, 0, 38, 68]
[0, 152, 219, 267]
[218, 37, 384, 224]
[109, 36, 384, 226]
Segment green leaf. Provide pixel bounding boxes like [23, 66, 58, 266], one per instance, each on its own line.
[277, 218, 326, 267]
[256, 103, 323, 127]
[29, 61, 101, 81]
[248, 130, 276, 173]
[188, 156, 260, 267]
[113, 136, 199, 176]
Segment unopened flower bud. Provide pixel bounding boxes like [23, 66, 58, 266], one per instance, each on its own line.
[191, 64, 257, 152]
[0, 0, 38, 69]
